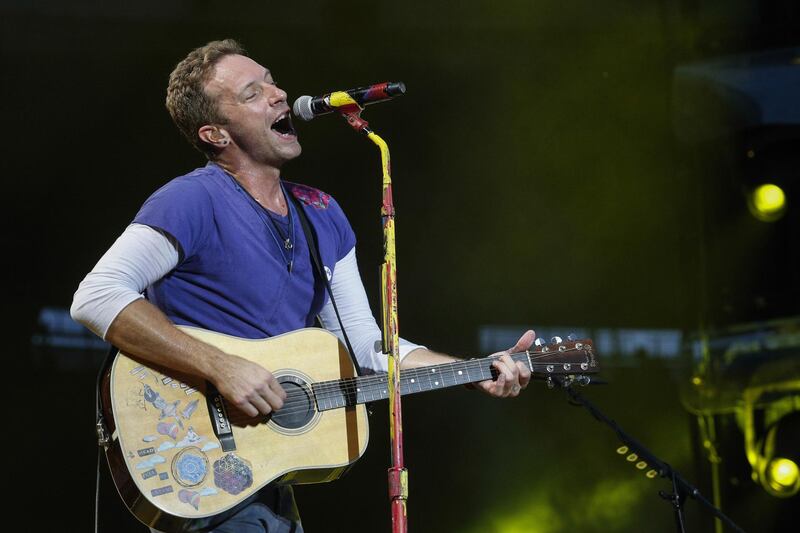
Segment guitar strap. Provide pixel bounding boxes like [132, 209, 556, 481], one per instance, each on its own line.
[287, 188, 364, 377]
[93, 343, 116, 533]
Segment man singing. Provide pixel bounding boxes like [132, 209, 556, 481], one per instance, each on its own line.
[72, 39, 533, 532]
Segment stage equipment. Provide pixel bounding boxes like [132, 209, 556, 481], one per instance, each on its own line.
[672, 47, 799, 225]
[296, 83, 409, 532]
[742, 385, 800, 497]
[685, 317, 800, 531]
[563, 379, 745, 533]
[292, 82, 406, 121]
[672, 47, 800, 145]
[747, 183, 787, 222]
[294, 86, 604, 533]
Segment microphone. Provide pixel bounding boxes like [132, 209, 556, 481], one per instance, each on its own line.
[292, 82, 406, 121]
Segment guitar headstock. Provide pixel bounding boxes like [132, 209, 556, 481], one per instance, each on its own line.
[528, 336, 599, 387]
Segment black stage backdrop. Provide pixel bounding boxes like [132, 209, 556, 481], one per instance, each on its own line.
[4, 1, 799, 532]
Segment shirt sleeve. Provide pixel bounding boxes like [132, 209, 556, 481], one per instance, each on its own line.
[318, 247, 425, 373]
[327, 197, 357, 262]
[133, 177, 214, 262]
[70, 223, 180, 339]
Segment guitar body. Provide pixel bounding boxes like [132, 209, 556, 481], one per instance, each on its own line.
[102, 326, 369, 531]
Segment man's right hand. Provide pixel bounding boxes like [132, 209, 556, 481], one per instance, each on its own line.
[103, 299, 288, 419]
[212, 354, 287, 418]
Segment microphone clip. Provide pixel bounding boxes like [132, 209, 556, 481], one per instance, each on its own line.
[341, 109, 371, 133]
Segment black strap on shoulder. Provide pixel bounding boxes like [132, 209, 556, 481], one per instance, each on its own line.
[287, 189, 364, 377]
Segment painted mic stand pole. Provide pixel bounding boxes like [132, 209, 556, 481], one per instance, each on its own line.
[335, 93, 408, 533]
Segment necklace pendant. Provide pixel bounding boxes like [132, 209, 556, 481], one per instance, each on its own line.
[285, 239, 293, 250]
[287, 260, 293, 273]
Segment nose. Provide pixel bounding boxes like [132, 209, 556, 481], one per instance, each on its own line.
[268, 84, 288, 106]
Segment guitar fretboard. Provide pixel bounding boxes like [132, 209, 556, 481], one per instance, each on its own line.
[313, 352, 530, 411]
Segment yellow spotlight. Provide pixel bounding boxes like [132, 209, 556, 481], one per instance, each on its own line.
[749, 183, 786, 222]
[765, 458, 800, 495]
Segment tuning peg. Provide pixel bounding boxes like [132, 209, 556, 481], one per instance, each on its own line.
[534, 337, 546, 347]
[550, 336, 563, 344]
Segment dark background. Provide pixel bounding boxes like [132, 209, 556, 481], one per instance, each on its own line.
[4, 1, 800, 532]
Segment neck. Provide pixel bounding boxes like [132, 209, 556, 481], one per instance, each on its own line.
[310, 339, 597, 411]
[312, 353, 532, 411]
[215, 157, 287, 215]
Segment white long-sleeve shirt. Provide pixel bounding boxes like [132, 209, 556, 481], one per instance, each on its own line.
[71, 223, 423, 373]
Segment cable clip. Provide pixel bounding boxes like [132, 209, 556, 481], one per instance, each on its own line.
[96, 416, 110, 448]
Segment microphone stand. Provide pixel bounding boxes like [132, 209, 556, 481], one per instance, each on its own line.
[559, 380, 746, 533]
[336, 98, 408, 533]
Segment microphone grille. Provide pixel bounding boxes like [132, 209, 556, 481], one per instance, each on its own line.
[292, 95, 315, 121]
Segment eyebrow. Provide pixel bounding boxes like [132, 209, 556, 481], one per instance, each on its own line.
[239, 69, 272, 97]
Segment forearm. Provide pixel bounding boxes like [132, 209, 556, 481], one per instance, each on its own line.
[400, 347, 461, 369]
[70, 223, 282, 416]
[402, 332, 536, 399]
[71, 224, 229, 384]
[105, 298, 229, 384]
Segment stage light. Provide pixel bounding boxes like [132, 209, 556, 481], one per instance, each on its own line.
[743, 386, 800, 498]
[748, 183, 786, 222]
[765, 458, 799, 493]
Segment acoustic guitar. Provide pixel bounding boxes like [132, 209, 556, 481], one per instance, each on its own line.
[99, 326, 598, 531]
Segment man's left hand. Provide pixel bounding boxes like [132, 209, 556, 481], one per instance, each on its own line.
[475, 329, 535, 398]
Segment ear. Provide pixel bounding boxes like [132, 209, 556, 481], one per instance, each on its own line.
[198, 125, 230, 148]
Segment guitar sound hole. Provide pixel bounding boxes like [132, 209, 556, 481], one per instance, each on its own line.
[270, 378, 315, 430]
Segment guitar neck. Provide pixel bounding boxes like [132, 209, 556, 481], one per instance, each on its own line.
[313, 352, 530, 411]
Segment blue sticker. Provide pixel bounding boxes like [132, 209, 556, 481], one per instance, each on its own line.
[151, 486, 174, 497]
[136, 455, 166, 470]
[138, 447, 155, 457]
[181, 399, 200, 420]
[171, 447, 209, 487]
[142, 469, 157, 480]
[201, 442, 220, 452]
[143, 384, 181, 419]
[159, 472, 169, 481]
[176, 427, 205, 448]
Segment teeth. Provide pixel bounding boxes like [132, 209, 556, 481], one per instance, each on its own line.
[270, 112, 295, 136]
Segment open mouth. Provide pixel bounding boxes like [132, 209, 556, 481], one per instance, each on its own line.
[271, 113, 296, 137]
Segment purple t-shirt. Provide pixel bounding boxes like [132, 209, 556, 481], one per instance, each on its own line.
[133, 162, 356, 339]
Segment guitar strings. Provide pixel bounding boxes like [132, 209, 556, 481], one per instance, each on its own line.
[307, 347, 586, 396]
[231, 349, 591, 419]
[227, 354, 503, 420]
[266, 349, 588, 415]
[246, 362, 588, 420]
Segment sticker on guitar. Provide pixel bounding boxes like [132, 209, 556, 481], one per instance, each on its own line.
[213, 453, 254, 495]
[178, 487, 219, 510]
[172, 446, 209, 487]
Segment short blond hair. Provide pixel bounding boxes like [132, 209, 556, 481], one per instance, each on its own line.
[165, 39, 246, 157]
